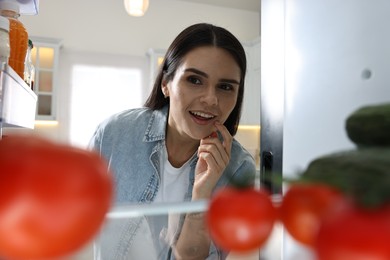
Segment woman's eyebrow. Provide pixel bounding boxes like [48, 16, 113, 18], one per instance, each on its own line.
[184, 68, 240, 85]
[220, 78, 240, 85]
[185, 68, 208, 78]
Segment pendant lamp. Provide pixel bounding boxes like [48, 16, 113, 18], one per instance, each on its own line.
[124, 0, 149, 17]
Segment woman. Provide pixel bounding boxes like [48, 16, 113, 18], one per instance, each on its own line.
[90, 23, 256, 259]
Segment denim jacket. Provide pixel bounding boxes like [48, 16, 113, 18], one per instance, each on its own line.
[89, 105, 256, 260]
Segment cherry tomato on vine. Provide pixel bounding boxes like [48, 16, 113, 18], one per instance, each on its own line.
[0, 135, 113, 260]
[206, 187, 277, 253]
[315, 203, 390, 260]
[280, 183, 344, 247]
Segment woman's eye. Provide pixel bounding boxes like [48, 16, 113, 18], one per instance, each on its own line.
[219, 83, 234, 91]
[187, 76, 202, 85]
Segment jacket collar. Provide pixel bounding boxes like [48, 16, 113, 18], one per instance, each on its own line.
[143, 105, 169, 142]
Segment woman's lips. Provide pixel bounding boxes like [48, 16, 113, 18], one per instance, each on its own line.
[189, 111, 216, 125]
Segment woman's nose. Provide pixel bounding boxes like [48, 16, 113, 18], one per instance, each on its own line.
[200, 87, 218, 106]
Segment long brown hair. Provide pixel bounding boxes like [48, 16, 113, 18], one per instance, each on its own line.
[144, 23, 246, 136]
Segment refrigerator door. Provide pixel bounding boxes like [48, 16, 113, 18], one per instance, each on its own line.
[261, 0, 390, 258]
[283, 0, 390, 178]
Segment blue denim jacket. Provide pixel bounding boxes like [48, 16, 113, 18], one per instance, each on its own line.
[90, 105, 256, 259]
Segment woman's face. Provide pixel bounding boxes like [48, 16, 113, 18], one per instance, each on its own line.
[162, 46, 241, 141]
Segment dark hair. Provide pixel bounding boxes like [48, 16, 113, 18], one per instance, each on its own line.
[144, 23, 247, 136]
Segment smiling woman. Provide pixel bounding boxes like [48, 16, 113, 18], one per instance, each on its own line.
[89, 23, 256, 259]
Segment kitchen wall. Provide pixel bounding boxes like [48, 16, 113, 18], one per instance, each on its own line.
[13, 0, 261, 153]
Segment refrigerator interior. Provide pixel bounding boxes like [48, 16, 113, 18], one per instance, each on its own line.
[261, 0, 390, 258]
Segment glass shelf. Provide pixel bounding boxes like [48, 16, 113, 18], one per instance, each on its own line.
[95, 196, 283, 259]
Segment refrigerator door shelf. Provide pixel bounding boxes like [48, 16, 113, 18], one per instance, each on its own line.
[0, 64, 37, 130]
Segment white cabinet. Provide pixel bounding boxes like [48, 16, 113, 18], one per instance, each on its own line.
[147, 48, 165, 87]
[241, 37, 261, 126]
[30, 37, 62, 120]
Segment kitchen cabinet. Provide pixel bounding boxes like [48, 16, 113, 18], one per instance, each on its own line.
[0, 2, 60, 121]
[147, 48, 165, 87]
[30, 37, 62, 120]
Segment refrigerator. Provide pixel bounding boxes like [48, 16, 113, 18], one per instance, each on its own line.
[260, 0, 390, 258]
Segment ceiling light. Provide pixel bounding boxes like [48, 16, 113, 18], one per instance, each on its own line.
[124, 0, 149, 17]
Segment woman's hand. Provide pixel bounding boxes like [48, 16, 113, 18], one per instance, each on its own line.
[174, 123, 232, 259]
[193, 122, 233, 200]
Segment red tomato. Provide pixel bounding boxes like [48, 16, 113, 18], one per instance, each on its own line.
[315, 203, 390, 260]
[206, 187, 277, 253]
[0, 135, 113, 260]
[280, 183, 344, 247]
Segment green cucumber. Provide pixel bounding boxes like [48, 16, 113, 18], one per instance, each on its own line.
[346, 103, 390, 147]
[301, 148, 390, 208]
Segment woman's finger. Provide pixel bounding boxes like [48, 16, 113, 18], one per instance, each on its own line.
[198, 141, 228, 168]
[214, 122, 233, 156]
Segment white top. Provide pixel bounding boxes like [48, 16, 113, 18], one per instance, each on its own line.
[125, 146, 194, 259]
[152, 146, 194, 252]
[154, 146, 191, 203]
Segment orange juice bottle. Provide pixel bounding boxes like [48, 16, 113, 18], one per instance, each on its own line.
[0, 1, 28, 79]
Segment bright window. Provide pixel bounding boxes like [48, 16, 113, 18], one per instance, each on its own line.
[69, 65, 142, 148]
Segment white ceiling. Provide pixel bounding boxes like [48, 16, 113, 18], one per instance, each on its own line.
[177, 0, 260, 12]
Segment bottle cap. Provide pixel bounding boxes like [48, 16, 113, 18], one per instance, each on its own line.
[0, 1, 20, 14]
[0, 16, 9, 32]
